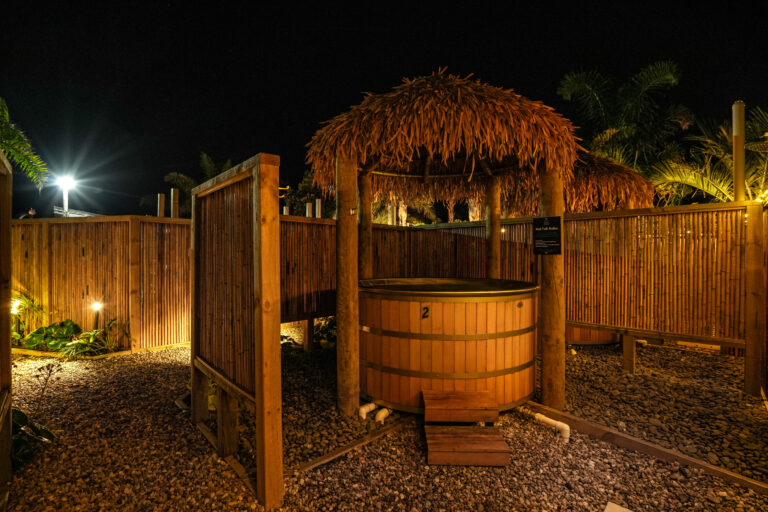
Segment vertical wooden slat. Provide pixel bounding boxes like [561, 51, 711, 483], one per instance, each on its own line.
[0, 152, 13, 502]
[744, 202, 765, 395]
[129, 218, 142, 351]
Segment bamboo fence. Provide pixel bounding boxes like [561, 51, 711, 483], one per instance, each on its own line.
[10, 216, 190, 351]
[282, 203, 763, 351]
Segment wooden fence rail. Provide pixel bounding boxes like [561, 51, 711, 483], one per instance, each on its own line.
[10, 216, 191, 351]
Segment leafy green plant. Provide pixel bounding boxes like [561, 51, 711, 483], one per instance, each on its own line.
[0, 97, 49, 187]
[11, 407, 54, 469]
[60, 318, 128, 358]
[22, 319, 82, 351]
[10, 292, 46, 344]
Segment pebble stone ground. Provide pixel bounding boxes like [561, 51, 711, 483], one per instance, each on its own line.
[562, 343, 768, 481]
[9, 346, 768, 511]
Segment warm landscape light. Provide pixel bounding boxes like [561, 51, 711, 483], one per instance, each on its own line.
[91, 301, 103, 311]
[10, 299, 21, 315]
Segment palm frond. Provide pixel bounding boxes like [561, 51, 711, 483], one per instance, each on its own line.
[557, 70, 611, 125]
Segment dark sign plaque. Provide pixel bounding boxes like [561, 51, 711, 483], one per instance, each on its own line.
[533, 216, 562, 255]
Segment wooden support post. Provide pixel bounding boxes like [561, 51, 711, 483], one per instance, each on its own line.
[128, 218, 142, 351]
[358, 173, 373, 280]
[0, 152, 12, 504]
[540, 165, 566, 410]
[744, 202, 765, 396]
[733, 101, 746, 202]
[190, 366, 208, 423]
[170, 187, 180, 218]
[217, 387, 239, 456]
[315, 198, 322, 218]
[251, 154, 284, 508]
[335, 155, 360, 416]
[486, 176, 501, 279]
[301, 317, 314, 352]
[622, 334, 636, 374]
[282, 206, 289, 215]
[157, 193, 166, 217]
[305, 202, 313, 217]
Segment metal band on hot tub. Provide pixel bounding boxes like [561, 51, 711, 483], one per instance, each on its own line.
[360, 359, 534, 379]
[359, 324, 536, 340]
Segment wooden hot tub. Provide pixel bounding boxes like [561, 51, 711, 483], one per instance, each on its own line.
[359, 278, 538, 413]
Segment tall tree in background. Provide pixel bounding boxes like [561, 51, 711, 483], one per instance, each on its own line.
[0, 97, 48, 187]
[557, 61, 693, 174]
[649, 107, 768, 204]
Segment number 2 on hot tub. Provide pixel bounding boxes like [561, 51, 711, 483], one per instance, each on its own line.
[421, 306, 430, 319]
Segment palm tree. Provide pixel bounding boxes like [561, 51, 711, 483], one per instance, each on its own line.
[0, 97, 48, 187]
[649, 107, 768, 204]
[557, 61, 694, 174]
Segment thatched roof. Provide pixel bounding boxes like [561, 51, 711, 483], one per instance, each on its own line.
[307, 70, 578, 202]
[504, 151, 656, 215]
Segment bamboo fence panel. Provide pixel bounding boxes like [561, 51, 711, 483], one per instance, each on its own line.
[194, 178, 256, 394]
[10, 217, 190, 351]
[140, 222, 191, 349]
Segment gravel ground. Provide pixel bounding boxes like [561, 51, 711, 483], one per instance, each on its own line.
[561, 343, 768, 481]
[9, 345, 768, 511]
[282, 411, 768, 511]
[10, 349, 259, 511]
[239, 344, 399, 470]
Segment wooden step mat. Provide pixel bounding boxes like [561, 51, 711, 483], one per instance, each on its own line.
[422, 390, 499, 423]
[425, 425, 510, 466]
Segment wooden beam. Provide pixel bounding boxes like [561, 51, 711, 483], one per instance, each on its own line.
[128, 218, 142, 351]
[622, 334, 636, 374]
[170, 188, 180, 218]
[156, 193, 166, 217]
[335, 155, 360, 416]
[0, 152, 12, 502]
[217, 387, 239, 456]
[358, 173, 373, 279]
[251, 154, 284, 509]
[744, 202, 765, 396]
[190, 367, 208, 424]
[540, 163, 566, 410]
[485, 176, 501, 279]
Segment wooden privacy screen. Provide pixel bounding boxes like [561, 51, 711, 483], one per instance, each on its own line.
[191, 153, 283, 509]
[10, 216, 190, 351]
[0, 152, 12, 503]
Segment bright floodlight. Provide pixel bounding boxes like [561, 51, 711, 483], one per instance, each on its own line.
[91, 301, 103, 311]
[57, 176, 76, 191]
[10, 299, 21, 315]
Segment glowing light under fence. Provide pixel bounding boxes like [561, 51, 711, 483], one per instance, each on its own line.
[10, 299, 21, 315]
[91, 301, 103, 311]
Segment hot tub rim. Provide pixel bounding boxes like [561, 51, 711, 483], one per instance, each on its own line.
[359, 277, 538, 299]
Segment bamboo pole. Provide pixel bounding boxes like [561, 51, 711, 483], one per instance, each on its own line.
[336, 155, 360, 416]
[540, 164, 566, 410]
[157, 193, 166, 217]
[170, 188, 180, 218]
[733, 101, 746, 202]
[359, 173, 373, 279]
[486, 177, 501, 279]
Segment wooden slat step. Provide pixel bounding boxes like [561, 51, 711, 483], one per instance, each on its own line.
[425, 425, 510, 466]
[422, 390, 499, 423]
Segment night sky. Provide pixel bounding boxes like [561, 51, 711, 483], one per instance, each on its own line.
[3, 3, 767, 216]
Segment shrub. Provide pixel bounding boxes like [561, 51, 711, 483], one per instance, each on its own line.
[22, 319, 82, 351]
[60, 318, 128, 358]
